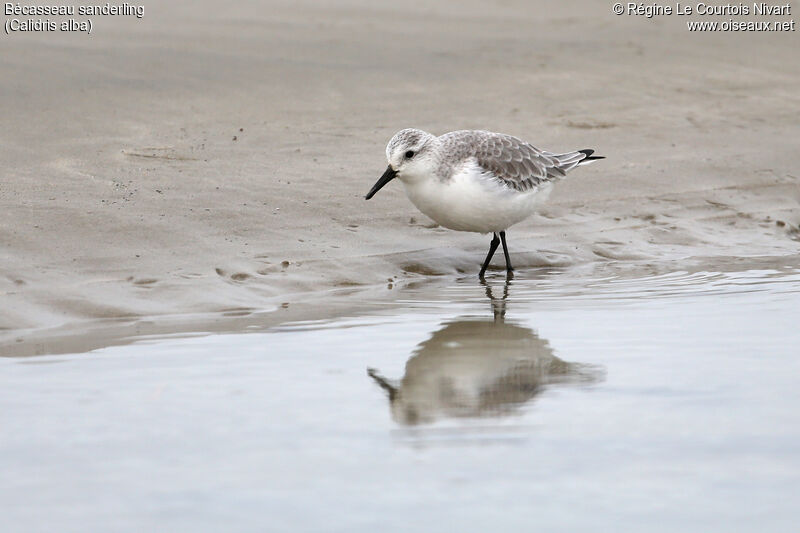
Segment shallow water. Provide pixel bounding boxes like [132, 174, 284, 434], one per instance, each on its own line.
[2, 268, 800, 532]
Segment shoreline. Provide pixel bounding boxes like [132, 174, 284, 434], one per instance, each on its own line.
[4, 252, 798, 358]
[2, 1, 798, 343]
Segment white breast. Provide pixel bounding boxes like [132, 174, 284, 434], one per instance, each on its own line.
[401, 163, 552, 233]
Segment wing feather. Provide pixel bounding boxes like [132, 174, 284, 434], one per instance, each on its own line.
[469, 132, 588, 192]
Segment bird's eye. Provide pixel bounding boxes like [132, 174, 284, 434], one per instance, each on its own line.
[405, 150, 415, 159]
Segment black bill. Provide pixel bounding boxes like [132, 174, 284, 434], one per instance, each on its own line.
[365, 165, 397, 200]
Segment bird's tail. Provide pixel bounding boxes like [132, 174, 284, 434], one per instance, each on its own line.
[576, 149, 605, 166]
[546, 149, 604, 178]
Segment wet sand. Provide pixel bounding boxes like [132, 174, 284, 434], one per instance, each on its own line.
[1, 1, 799, 345]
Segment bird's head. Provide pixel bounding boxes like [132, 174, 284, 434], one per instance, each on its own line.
[365, 128, 436, 199]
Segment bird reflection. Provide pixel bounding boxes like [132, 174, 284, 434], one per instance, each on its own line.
[368, 280, 602, 425]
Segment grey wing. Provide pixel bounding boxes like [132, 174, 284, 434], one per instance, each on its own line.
[474, 132, 587, 192]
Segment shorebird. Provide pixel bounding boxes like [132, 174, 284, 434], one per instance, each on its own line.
[365, 128, 603, 278]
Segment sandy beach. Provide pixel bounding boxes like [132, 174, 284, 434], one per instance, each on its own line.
[3, 4, 800, 531]
[2, 0, 799, 346]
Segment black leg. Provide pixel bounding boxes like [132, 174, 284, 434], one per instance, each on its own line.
[479, 233, 501, 279]
[499, 231, 513, 273]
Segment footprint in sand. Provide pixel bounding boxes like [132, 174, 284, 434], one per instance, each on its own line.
[214, 268, 252, 282]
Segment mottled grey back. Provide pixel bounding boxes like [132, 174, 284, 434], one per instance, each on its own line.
[438, 130, 588, 192]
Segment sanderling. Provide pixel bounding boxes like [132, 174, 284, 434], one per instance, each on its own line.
[365, 128, 604, 278]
